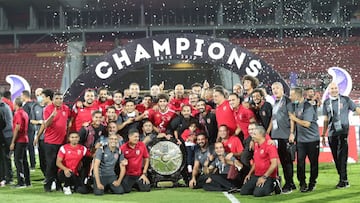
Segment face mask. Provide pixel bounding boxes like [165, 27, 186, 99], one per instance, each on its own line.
[37, 96, 43, 103]
[293, 100, 299, 104]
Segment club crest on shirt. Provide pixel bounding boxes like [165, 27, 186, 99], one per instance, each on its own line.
[260, 149, 264, 154]
[223, 106, 227, 111]
[262, 111, 266, 116]
[228, 144, 232, 148]
[77, 150, 82, 155]
[340, 103, 343, 109]
[125, 150, 129, 155]
[136, 149, 140, 155]
[114, 153, 119, 160]
[62, 111, 66, 116]
[207, 118, 211, 124]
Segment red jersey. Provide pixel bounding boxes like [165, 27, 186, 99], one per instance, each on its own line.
[222, 135, 243, 154]
[71, 103, 101, 132]
[169, 97, 189, 112]
[181, 129, 198, 143]
[95, 99, 114, 115]
[13, 108, 29, 143]
[147, 108, 176, 133]
[121, 141, 149, 176]
[136, 104, 152, 114]
[253, 141, 278, 178]
[57, 144, 88, 175]
[216, 100, 237, 134]
[233, 105, 255, 140]
[44, 104, 70, 145]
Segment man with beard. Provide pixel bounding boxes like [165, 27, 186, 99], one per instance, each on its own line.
[289, 87, 320, 192]
[195, 99, 217, 145]
[270, 82, 296, 193]
[191, 82, 203, 96]
[71, 89, 101, 132]
[170, 105, 196, 144]
[78, 110, 107, 191]
[305, 87, 319, 111]
[121, 129, 151, 192]
[188, 93, 200, 116]
[93, 133, 127, 195]
[251, 88, 273, 133]
[96, 87, 114, 115]
[112, 90, 124, 115]
[189, 133, 214, 189]
[213, 86, 236, 135]
[169, 84, 189, 112]
[146, 94, 176, 134]
[43, 92, 71, 192]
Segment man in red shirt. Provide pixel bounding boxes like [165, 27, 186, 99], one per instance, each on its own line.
[147, 94, 176, 134]
[241, 123, 280, 197]
[43, 92, 71, 192]
[169, 84, 189, 112]
[71, 89, 101, 132]
[121, 129, 151, 192]
[213, 86, 236, 134]
[10, 97, 30, 188]
[218, 125, 243, 159]
[96, 87, 114, 115]
[56, 132, 89, 195]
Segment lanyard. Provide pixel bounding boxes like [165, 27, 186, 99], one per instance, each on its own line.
[329, 97, 341, 118]
[273, 97, 283, 115]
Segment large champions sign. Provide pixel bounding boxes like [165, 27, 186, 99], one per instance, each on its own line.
[64, 33, 289, 102]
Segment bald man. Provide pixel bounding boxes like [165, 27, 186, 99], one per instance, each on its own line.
[322, 82, 360, 189]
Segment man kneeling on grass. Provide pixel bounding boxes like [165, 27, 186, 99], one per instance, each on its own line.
[240, 123, 281, 197]
[93, 133, 127, 195]
[56, 132, 90, 195]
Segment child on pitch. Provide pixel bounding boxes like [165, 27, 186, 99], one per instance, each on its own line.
[181, 120, 200, 173]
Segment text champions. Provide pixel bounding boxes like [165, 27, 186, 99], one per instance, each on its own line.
[95, 37, 263, 79]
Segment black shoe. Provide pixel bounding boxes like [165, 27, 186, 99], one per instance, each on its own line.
[290, 183, 297, 190]
[300, 184, 308, 193]
[281, 184, 292, 194]
[227, 187, 241, 193]
[274, 179, 282, 194]
[336, 181, 350, 189]
[307, 183, 316, 192]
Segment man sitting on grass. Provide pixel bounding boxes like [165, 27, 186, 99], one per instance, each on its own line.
[240, 123, 281, 197]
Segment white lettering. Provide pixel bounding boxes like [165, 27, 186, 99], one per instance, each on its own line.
[95, 61, 113, 79]
[153, 38, 171, 57]
[193, 39, 204, 57]
[208, 42, 225, 60]
[246, 60, 262, 77]
[135, 44, 151, 62]
[176, 38, 190, 55]
[112, 50, 131, 70]
[227, 49, 247, 69]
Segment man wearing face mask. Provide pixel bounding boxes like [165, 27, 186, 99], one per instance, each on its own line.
[30, 88, 46, 176]
[322, 82, 360, 189]
[288, 87, 320, 192]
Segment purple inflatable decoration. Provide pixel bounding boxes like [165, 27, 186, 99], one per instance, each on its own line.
[5, 74, 31, 101]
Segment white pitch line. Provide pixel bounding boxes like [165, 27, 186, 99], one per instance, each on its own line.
[223, 192, 240, 203]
